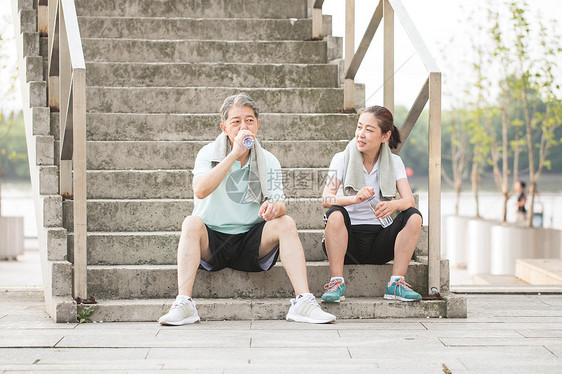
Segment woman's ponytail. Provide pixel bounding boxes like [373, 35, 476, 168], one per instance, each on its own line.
[388, 124, 401, 149]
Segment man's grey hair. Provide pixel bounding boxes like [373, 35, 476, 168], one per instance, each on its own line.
[219, 93, 260, 122]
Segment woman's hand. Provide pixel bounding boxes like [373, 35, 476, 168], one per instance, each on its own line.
[354, 186, 375, 204]
[375, 200, 396, 219]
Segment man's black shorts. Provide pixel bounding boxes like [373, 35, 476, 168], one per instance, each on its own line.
[201, 220, 279, 272]
[321, 206, 422, 265]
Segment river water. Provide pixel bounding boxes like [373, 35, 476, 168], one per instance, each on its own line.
[1, 181, 561, 239]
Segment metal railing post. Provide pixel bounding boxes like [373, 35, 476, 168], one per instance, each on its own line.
[73, 68, 87, 300]
[428, 72, 442, 295]
[344, 0, 355, 110]
[312, 0, 325, 39]
[383, 0, 394, 113]
[49, 0, 88, 300]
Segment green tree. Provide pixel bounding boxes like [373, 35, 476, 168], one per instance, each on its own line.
[509, 0, 562, 226]
[487, 7, 517, 222]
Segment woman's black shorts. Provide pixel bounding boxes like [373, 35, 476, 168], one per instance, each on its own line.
[321, 206, 422, 265]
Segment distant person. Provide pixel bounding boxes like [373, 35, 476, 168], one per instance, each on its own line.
[320, 105, 423, 304]
[158, 93, 336, 325]
[514, 180, 527, 223]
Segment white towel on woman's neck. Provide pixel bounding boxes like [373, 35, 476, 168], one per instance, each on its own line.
[343, 138, 396, 198]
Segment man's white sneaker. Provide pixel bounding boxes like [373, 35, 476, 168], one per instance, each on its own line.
[158, 296, 200, 326]
[286, 293, 336, 324]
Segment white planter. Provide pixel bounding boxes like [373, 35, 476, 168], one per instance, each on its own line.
[0, 216, 25, 260]
[490, 224, 532, 275]
[467, 218, 493, 275]
[445, 215, 472, 268]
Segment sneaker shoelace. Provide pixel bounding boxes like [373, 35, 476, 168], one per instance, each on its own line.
[171, 298, 191, 309]
[392, 279, 414, 296]
[324, 280, 344, 292]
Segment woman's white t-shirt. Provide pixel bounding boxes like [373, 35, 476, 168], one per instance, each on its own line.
[327, 151, 407, 225]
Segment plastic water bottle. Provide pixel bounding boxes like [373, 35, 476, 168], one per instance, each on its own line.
[242, 136, 255, 149]
[366, 196, 393, 228]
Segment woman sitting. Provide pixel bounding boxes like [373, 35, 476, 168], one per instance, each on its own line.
[321, 105, 423, 303]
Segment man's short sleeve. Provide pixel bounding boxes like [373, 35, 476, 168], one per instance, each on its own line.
[192, 143, 213, 177]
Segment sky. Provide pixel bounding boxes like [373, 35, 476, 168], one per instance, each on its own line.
[322, 0, 562, 110]
[1, 0, 561, 113]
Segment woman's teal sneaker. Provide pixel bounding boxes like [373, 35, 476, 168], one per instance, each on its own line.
[384, 278, 422, 302]
[321, 279, 346, 303]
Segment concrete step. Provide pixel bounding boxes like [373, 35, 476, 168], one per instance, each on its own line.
[63, 198, 325, 231]
[51, 113, 357, 141]
[70, 227, 428, 265]
[75, 0, 309, 19]
[82, 39, 327, 64]
[86, 169, 327, 199]
[78, 16, 331, 41]
[72, 230, 324, 265]
[84, 140, 347, 170]
[85, 62, 338, 88]
[515, 259, 562, 285]
[79, 297, 451, 322]
[86, 261, 430, 299]
[86, 87, 343, 114]
[63, 197, 426, 233]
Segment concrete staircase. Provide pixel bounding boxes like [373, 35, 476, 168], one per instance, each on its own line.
[14, 0, 465, 322]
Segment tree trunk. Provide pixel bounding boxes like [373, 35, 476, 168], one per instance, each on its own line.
[471, 160, 480, 218]
[513, 127, 520, 190]
[523, 90, 534, 227]
[525, 176, 534, 228]
[454, 178, 461, 216]
[501, 191, 509, 222]
[501, 108, 509, 222]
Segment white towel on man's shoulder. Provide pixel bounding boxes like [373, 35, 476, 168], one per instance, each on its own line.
[210, 132, 269, 204]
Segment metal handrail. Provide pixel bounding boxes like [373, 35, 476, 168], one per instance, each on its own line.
[47, 0, 87, 300]
[314, 0, 442, 296]
[389, 0, 439, 73]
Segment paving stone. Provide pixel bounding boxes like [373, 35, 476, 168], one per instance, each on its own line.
[0, 330, 65, 348]
[57, 329, 251, 348]
[248, 347, 351, 363]
[248, 330, 340, 348]
[441, 336, 560, 346]
[146, 347, 250, 361]
[452, 345, 559, 370]
[0, 347, 149, 364]
[250, 319, 427, 330]
[515, 329, 562, 338]
[422, 321, 562, 330]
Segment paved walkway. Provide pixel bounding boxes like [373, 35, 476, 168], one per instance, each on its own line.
[0, 288, 561, 373]
[1, 252, 562, 373]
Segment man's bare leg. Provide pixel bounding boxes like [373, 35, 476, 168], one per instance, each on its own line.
[177, 216, 212, 296]
[259, 215, 309, 296]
